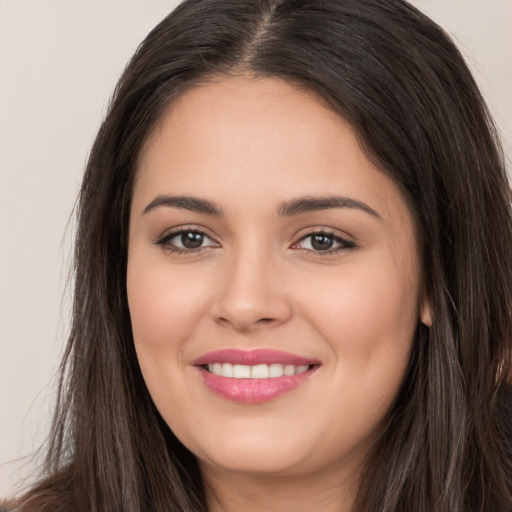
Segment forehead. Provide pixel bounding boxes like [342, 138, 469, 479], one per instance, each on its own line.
[138, 76, 358, 177]
[134, 76, 410, 225]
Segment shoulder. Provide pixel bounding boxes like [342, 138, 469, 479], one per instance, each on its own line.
[5, 468, 76, 512]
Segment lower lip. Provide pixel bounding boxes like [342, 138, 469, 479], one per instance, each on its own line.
[196, 366, 318, 404]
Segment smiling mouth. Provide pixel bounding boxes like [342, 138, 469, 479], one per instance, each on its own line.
[202, 362, 316, 378]
[194, 349, 320, 404]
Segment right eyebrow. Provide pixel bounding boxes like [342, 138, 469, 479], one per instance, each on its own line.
[142, 195, 223, 216]
[277, 195, 381, 220]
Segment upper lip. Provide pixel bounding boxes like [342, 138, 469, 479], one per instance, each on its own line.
[192, 348, 320, 366]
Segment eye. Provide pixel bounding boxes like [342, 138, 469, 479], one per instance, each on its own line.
[292, 231, 356, 253]
[155, 229, 219, 253]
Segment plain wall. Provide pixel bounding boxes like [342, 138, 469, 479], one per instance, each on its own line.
[1, 0, 511, 498]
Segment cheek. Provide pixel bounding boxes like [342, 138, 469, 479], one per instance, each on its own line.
[297, 253, 419, 399]
[126, 258, 211, 426]
[297, 260, 418, 440]
[127, 259, 211, 351]
[305, 255, 419, 346]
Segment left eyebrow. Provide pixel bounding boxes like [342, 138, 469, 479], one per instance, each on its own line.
[277, 196, 381, 220]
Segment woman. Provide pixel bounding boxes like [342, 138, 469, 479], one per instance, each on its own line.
[13, 0, 512, 510]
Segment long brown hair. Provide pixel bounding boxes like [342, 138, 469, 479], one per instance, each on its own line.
[17, 0, 512, 510]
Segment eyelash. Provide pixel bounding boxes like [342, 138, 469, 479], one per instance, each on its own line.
[153, 228, 356, 256]
[293, 230, 357, 255]
[153, 228, 218, 255]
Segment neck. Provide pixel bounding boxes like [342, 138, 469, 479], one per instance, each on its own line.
[201, 461, 360, 512]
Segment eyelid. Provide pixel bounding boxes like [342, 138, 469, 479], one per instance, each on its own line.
[153, 225, 220, 252]
[290, 228, 357, 253]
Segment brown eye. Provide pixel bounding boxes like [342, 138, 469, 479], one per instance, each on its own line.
[310, 234, 334, 251]
[181, 231, 204, 249]
[156, 229, 219, 253]
[293, 231, 356, 253]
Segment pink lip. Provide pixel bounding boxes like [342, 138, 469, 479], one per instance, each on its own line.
[193, 349, 320, 404]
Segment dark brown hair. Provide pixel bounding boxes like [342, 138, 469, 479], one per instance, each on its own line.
[17, 0, 512, 510]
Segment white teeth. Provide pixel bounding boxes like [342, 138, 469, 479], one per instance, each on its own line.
[207, 363, 312, 378]
[283, 365, 295, 376]
[269, 364, 284, 378]
[233, 364, 251, 378]
[251, 364, 269, 379]
[221, 363, 233, 377]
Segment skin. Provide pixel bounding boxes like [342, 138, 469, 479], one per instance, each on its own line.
[127, 76, 430, 512]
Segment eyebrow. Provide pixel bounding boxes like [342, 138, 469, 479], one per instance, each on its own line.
[142, 194, 381, 220]
[278, 196, 381, 219]
[143, 195, 223, 216]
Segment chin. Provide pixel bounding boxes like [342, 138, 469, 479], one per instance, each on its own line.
[182, 423, 319, 476]
[198, 445, 310, 477]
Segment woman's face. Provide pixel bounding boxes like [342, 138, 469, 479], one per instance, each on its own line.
[127, 76, 428, 482]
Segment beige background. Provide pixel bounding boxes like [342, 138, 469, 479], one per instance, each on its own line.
[1, 0, 511, 498]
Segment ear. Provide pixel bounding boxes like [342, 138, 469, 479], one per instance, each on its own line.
[420, 295, 432, 327]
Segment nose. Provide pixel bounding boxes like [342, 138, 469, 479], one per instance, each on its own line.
[211, 246, 293, 332]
